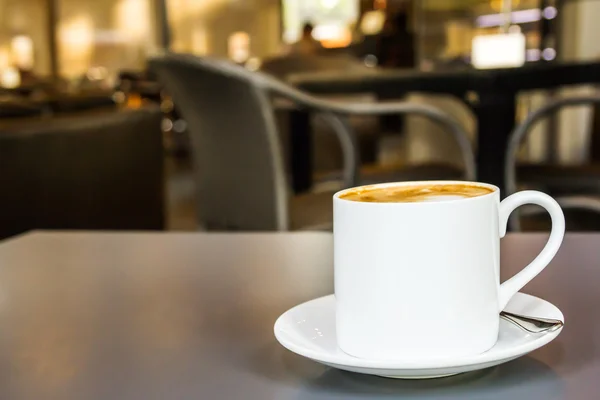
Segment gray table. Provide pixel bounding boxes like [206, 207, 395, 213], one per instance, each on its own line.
[0, 231, 596, 399]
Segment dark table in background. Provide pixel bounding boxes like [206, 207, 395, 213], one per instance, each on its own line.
[289, 61, 600, 195]
[0, 90, 116, 119]
[0, 231, 596, 399]
[0, 97, 44, 118]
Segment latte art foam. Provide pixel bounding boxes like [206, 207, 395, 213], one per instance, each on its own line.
[339, 184, 494, 203]
[420, 195, 470, 202]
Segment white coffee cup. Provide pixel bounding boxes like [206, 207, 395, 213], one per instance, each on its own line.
[334, 181, 565, 360]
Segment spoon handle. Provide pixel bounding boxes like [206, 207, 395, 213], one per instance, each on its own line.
[500, 311, 563, 334]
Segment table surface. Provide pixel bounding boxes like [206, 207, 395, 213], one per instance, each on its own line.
[0, 231, 597, 399]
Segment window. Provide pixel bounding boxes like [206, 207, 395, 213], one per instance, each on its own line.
[57, 0, 158, 79]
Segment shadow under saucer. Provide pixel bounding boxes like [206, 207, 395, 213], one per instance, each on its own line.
[297, 356, 563, 399]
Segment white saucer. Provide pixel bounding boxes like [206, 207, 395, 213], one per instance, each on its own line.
[274, 293, 563, 379]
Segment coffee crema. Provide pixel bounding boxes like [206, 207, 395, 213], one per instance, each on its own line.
[339, 183, 494, 203]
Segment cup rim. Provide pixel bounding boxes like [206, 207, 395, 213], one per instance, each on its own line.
[333, 180, 500, 205]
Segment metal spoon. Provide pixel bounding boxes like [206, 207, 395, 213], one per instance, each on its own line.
[500, 311, 564, 334]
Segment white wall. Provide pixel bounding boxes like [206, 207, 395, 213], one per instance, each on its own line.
[57, 0, 157, 78]
[0, 0, 161, 79]
[168, 0, 282, 59]
[0, 0, 283, 80]
[0, 0, 52, 75]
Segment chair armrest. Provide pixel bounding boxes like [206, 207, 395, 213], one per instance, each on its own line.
[512, 195, 600, 231]
[505, 95, 600, 197]
[267, 80, 476, 182]
[316, 112, 359, 188]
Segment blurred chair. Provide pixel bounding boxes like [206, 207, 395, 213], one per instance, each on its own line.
[0, 97, 44, 119]
[0, 107, 165, 239]
[116, 70, 163, 103]
[262, 54, 471, 189]
[592, 99, 600, 162]
[37, 92, 117, 114]
[262, 54, 396, 172]
[505, 95, 600, 231]
[263, 53, 381, 170]
[149, 53, 475, 231]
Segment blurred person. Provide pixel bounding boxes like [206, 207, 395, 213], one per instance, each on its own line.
[16, 67, 39, 87]
[288, 23, 323, 55]
[376, 12, 415, 69]
[376, 12, 416, 150]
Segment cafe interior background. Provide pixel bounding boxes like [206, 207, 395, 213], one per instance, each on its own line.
[1, 0, 600, 236]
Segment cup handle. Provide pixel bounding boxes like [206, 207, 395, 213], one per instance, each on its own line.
[498, 190, 565, 311]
